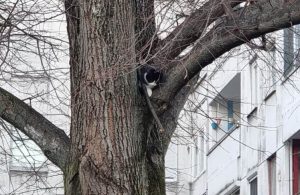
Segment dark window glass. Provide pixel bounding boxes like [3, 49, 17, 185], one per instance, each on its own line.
[268, 155, 276, 195]
[232, 189, 240, 195]
[250, 178, 258, 195]
[284, 28, 294, 75]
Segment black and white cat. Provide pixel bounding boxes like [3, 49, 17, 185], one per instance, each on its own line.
[138, 65, 162, 97]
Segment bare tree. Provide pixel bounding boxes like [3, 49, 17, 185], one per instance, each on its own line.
[0, 0, 300, 194]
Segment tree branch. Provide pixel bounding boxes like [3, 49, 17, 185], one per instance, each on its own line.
[0, 87, 70, 171]
[160, 75, 198, 153]
[134, 0, 157, 60]
[154, 0, 245, 64]
[153, 0, 300, 106]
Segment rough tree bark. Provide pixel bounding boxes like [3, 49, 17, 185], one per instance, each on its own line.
[0, 0, 300, 195]
[64, 0, 300, 194]
[64, 1, 159, 194]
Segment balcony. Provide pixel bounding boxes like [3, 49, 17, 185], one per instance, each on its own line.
[209, 73, 241, 143]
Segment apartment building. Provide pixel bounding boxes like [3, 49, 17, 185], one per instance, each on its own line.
[0, 59, 69, 194]
[165, 25, 300, 195]
[0, 15, 68, 194]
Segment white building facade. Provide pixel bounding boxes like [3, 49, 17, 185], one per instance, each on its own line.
[165, 25, 300, 195]
[0, 3, 68, 193]
[0, 56, 67, 195]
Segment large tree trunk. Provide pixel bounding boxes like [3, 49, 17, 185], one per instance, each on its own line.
[64, 0, 165, 194]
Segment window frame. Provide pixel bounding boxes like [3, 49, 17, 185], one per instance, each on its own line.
[283, 25, 300, 76]
[268, 154, 276, 195]
[248, 174, 258, 195]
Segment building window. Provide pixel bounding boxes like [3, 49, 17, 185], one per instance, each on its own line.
[284, 28, 294, 74]
[9, 171, 48, 194]
[296, 25, 300, 65]
[296, 25, 300, 50]
[165, 142, 178, 182]
[250, 177, 258, 195]
[193, 131, 205, 177]
[210, 99, 240, 133]
[292, 140, 300, 195]
[199, 134, 205, 172]
[193, 136, 198, 178]
[231, 188, 240, 195]
[227, 100, 233, 130]
[268, 155, 276, 195]
[250, 61, 259, 108]
[284, 25, 300, 75]
[10, 131, 47, 171]
[262, 48, 276, 98]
